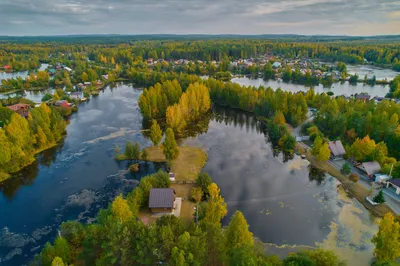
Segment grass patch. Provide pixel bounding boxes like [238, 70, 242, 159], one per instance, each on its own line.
[171, 183, 195, 225]
[295, 143, 394, 217]
[143, 145, 208, 181]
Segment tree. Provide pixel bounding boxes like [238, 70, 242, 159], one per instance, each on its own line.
[372, 212, 400, 263]
[150, 120, 162, 146]
[373, 190, 385, 204]
[349, 173, 359, 184]
[264, 62, 274, 79]
[273, 111, 286, 125]
[316, 142, 331, 161]
[111, 194, 133, 222]
[51, 257, 64, 266]
[124, 141, 140, 160]
[81, 72, 89, 82]
[340, 163, 351, 175]
[163, 128, 179, 162]
[203, 183, 227, 225]
[191, 187, 203, 203]
[54, 237, 72, 264]
[196, 172, 212, 197]
[312, 136, 323, 156]
[114, 145, 121, 154]
[141, 149, 148, 161]
[60, 220, 85, 249]
[225, 211, 254, 251]
[41, 242, 56, 266]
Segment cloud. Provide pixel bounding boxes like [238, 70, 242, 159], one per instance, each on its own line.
[0, 0, 399, 35]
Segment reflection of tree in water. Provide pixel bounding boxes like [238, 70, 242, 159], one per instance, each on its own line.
[308, 165, 326, 185]
[0, 142, 64, 199]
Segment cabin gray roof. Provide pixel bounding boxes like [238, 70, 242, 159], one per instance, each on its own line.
[148, 188, 174, 209]
[389, 179, 400, 188]
[328, 141, 346, 157]
[361, 161, 381, 176]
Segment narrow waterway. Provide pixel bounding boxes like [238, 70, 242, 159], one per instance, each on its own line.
[0, 85, 378, 265]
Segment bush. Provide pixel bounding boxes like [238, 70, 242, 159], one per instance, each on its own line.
[373, 190, 385, 204]
[349, 173, 359, 183]
[341, 163, 351, 175]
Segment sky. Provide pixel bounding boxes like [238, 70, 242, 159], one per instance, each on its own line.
[1, 0, 400, 36]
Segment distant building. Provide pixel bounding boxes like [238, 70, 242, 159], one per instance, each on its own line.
[48, 69, 56, 75]
[55, 100, 70, 108]
[148, 188, 175, 213]
[328, 140, 346, 159]
[3, 65, 11, 70]
[102, 74, 109, 80]
[360, 161, 381, 177]
[7, 104, 30, 118]
[64, 67, 72, 72]
[355, 93, 371, 102]
[272, 62, 281, 68]
[70, 91, 84, 100]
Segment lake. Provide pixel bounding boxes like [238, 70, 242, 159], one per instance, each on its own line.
[0, 64, 49, 81]
[0, 85, 378, 265]
[231, 77, 390, 97]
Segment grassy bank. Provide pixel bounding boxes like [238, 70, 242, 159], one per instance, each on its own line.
[118, 145, 208, 181]
[296, 143, 394, 217]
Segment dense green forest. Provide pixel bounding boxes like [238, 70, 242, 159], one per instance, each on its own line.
[0, 103, 66, 180]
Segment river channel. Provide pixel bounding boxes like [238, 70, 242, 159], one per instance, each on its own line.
[1, 84, 378, 265]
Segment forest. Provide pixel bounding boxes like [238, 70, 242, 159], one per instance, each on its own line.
[0, 103, 66, 181]
[30, 171, 348, 266]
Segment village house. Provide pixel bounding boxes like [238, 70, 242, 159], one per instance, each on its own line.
[355, 93, 371, 102]
[147, 58, 153, 64]
[7, 104, 30, 118]
[63, 66, 72, 72]
[55, 100, 71, 108]
[102, 74, 109, 80]
[386, 179, 400, 195]
[272, 62, 281, 68]
[3, 65, 11, 71]
[148, 188, 175, 213]
[69, 91, 84, 101]
[359, 161, 381, 178]
[328, 140, 346, 160]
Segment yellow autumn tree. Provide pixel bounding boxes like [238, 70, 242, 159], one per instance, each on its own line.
[203, 183, 227, 225]
[372, 212, 400, 263]
[111, 194, 133, 223]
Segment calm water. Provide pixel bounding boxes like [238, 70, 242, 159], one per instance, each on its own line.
[232, 77, 390, 97]
[346, 65, 398, 81]
[0, 85, 377, 265]
[0, 64, 49, 81]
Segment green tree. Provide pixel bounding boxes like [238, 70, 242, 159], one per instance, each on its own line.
[150, 120, 163, 146]
[264, 62, 274, 79]
[41, 242, 56, 266]
[60, 220, 85, 249]
[54, 237, 72, 264]
[196, 172, 212, 197]
[372, 212, 400, 263]
[373, 190, 385, 204]
[341, 163, 351, 175]
[163, 128, 179, 162]
[225, 211, 254, 251]
[141, 149, 148, 160]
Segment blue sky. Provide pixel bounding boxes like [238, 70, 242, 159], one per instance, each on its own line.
[1, 0, 400, 36]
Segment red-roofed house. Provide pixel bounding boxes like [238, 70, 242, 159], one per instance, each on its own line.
[3, 65, 11, 70]
[7, 104, 30, 118]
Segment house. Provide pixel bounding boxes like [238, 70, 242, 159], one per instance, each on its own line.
[55, 100, 70, 108]
[102, 74, 109, 80]
[148, 188, 175, 213]
[147, 58, 153, 64]
[3, 65, 11, 70]
[360, 161, 381, 177]
[7, 104, 30, 118]
[374, 174, 390, 183]
[64, 67, 72, 72]
[272, 62, 281, 68]
[355, 93, 370, 102]
[386, 179, 400, 195]
[328, 140, 346, 159]
[48, 69, 56, 75]
[84, 82, 91, 86]
[70, 91, 84, 100]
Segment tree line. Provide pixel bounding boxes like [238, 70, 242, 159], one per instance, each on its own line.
[0, 103, 66, 181]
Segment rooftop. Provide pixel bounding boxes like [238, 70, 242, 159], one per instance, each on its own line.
[149, 188, 174, 209]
